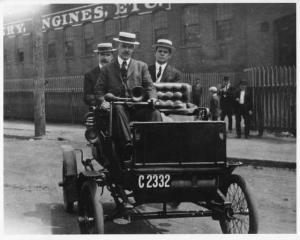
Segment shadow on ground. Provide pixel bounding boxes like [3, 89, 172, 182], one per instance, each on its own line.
[23, 202, 169, 234]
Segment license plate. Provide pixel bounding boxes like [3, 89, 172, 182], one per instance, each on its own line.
[137, 174, 171, 189]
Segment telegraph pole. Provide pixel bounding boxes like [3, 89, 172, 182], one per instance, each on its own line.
[32, 9, 46, 136]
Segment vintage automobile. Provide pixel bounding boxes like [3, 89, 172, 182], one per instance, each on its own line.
[59, 82, 258, 234]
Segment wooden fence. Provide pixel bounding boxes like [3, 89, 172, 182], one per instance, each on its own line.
[245, 66, 296, 133]
[3, 66, 296, 133]
[4, 76, 88, 123]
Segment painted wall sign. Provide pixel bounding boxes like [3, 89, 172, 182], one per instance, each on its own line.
[3, 19, 32, 36]
[4, 3, 171, 36]
[41, 3, 171, 31]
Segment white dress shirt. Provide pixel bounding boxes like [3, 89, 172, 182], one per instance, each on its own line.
[155, 62, 167, 83]
[239, 90, 245, 104]
[118, 56, 131, 69]
[99, 64, 103, 69]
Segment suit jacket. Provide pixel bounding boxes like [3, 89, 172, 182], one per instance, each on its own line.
[95, 59, 156, 103]
[219, 83, 235, 110]
[234, 87, 253, 113]
[148, 63, 181, 83]
[84, 66, 101, 105]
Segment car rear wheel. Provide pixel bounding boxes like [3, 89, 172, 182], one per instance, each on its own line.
[219, 174, 258, 234]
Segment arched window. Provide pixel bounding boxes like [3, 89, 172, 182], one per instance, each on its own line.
[16, 35, 24, 62]
[153, 10, 168, 41]
[182, 5, 200, 44]
[105, 19, 119, 42]
[47, 29, 56, 59]
[83, 23, 94, 55]
[64, 26, 74, 57]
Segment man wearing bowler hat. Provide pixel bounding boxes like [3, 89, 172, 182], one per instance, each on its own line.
[83, 43, 116, 106]
[148, 39, 181, 83]
[95, 32, 161, 161]
[219, 76, 235, 131]
[234, 80, 253, 139]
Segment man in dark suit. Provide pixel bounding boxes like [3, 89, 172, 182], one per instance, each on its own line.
[148, 39, 181, 83]
[234, 80, 253, 139]
[219, 76, 235, 131]
[95, 32, 161, 160]
[83, 43, 116, 106]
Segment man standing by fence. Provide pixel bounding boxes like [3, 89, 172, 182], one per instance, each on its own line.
[219, 76, 235, 132]
[83, 43, 116, 106]
[234, 80, 253, 139]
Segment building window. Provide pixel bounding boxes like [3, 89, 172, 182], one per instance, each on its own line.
[47, 29, 56, 59]
[216, 19, 232, 41]
[4, 38, 15, 63]
[83, 23, 94, 55]
[216, 4, 233, 41]
[105, 19, 119, 42]
[16, 35, 24, 63]
[182, 5, 200, 44]
[128, 14, 140, 39]
[64, 26, 74, 57]
[153, 10, 168, 41]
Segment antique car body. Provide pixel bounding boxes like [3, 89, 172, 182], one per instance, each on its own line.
[59, 82, 258, 234]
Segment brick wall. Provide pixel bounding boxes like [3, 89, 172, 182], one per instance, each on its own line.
[4, 3, 295, 79]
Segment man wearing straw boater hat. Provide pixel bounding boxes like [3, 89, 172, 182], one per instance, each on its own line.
[95, 32, 161, 160]
[83, 43, 116, 106]
[148, 39, 181, 83]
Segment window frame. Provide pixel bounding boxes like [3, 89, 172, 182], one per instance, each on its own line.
[104, 18, 120, 42]
[152, 9, 168, 42]
[15, 34, 25, 64]
[46, 29, 57, 60]
[64, 26, 75, 58]
[181, 5, 201, 46]
[82, 22, 94, 56]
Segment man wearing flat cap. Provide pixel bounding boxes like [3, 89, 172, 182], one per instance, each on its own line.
[83, 43, 116, 106]
[148, 39, 181, 83]
[95, 32, 161, 161]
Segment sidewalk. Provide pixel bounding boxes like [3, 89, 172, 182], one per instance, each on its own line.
[3, 120, 297, 169]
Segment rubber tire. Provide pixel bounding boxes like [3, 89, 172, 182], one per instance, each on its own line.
[62, 149, 78, 213]
[219, 174, 258, 234]
[78, 181, 104, 234]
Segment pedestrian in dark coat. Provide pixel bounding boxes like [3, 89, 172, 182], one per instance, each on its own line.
[148, 39, 181, 83]
[234, 80, 253, 139]
[83, 43, 115, 105]
[219, 76, 235, 131]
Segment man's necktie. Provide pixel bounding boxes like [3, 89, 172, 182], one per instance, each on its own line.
[121, 60, 127, 82]
[156, 65, 162, 80]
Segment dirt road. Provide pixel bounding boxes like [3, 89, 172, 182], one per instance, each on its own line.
[3, 137, 296, 234]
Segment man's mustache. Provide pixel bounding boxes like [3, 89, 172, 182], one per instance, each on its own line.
[100, 59, 109, 64]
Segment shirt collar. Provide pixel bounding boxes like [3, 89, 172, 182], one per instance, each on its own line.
[155, 61, 167, 71]
[118, 56, 131, 68]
